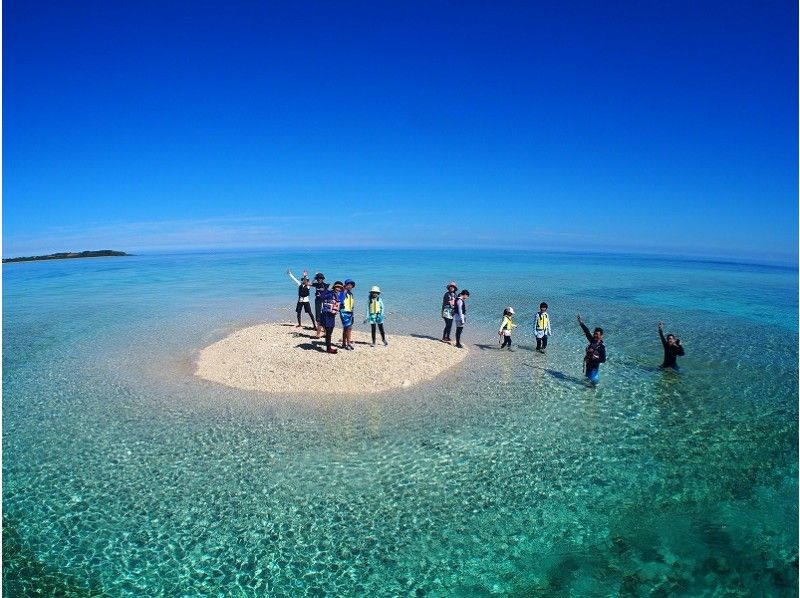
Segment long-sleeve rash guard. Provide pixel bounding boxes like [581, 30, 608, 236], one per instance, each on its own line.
[659, 328, 685, 368]
[580, 322, 606, 369]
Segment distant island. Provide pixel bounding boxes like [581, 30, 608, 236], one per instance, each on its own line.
[3, 250, 131, 264]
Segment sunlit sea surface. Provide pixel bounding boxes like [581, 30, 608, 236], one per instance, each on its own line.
[3, 250, 797, 596]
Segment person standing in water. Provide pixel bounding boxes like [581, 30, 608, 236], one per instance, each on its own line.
[577, 313, 606, 384]
[441, 281, 458, 343]
[658, 322, 685, 369]
[534, 302, 552, 353]
[366, 286, 388, 346]
[454, 289, 470, 348]
[499, 307, 516, 350]
[287, 269, 317, 329]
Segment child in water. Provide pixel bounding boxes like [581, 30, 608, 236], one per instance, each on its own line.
[498, 307, 516, 350]
[577, 313, 606, 384]
[658, 322, 685, 369]
[534, 302, 552, 353]
[366, 286, 388, 346]
[454, 289, 470, 348]
[339, 279, 356, 350]
[320, 282, 342, 354]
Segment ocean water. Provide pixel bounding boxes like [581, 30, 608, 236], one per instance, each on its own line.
[3, 249, 797, 596]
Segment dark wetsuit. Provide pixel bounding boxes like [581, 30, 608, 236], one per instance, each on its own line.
[659, 329, 685, 369]
[580, 322, 606, 381]
[312, 281, 327, 325]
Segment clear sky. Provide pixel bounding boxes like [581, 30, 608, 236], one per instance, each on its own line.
[4, 1, 798, 263]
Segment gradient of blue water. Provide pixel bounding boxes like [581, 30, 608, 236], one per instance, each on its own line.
[3, 250, 798, 595]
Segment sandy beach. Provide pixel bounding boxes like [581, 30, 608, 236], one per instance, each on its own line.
[195, 322, 469, 394]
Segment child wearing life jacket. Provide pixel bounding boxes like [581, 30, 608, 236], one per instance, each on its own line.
[454, 289, 470, 348]
[320, 281, 342, 354]
[577, 313, 606, 384]
[339, 279, 356, 350]
[287, 269, 317, 329]
[366, 286, 388, 346]
[534, 302, 552, 353]
[498, 307, 516, 350]
[441, 281, 458, 343]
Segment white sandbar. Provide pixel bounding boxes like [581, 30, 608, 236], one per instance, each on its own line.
[195, 322, 468, 394]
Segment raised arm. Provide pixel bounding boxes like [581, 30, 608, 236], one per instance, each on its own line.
[287, 269, 301, 286]
[658, 322, 667, 347]
[577, 314, 593, 342]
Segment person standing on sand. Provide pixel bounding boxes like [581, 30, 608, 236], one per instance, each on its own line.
[287, 269, 317, 329]
[441, 282, 458, 343]
[366, 286, 388, 346]
[454, 289, 470, 348]
[576, 313, 606, 384]
[658, 322, 685, 369]
[339, 279, 356, 350]
[311, 273, 328, 338]
[320, 282, 343, 354]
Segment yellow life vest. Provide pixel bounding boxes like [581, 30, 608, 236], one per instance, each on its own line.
[536, 312, 549, 330]
[502, 315, 514, 330]
[369, 297, 381, 315]
[343, 292, 355, 313]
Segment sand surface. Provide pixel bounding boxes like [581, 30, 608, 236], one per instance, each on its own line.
[195, 322, 469, 394]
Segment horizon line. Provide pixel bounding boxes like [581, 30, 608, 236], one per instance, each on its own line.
[3, 245, 797, 270]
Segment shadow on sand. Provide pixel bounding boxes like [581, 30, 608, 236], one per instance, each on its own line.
[295, 342, 326, 352]
[409, 334, 443, 342]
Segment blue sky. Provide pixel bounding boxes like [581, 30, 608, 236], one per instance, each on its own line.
[4, 1, 797, 262]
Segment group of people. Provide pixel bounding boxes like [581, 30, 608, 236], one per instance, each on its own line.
[440, 281, 685, 384]
[288, 270, 387, 354]
[288, 271, 685, 382]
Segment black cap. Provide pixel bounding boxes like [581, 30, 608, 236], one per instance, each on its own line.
[314, 272, 325, 280]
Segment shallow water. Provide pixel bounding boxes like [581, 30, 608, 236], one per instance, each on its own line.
[3, 250, 798, 596]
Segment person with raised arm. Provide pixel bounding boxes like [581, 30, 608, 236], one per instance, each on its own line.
[658, 322, 685, 369]
[287, 269, 316, 329]
[576, 313, 606, 384]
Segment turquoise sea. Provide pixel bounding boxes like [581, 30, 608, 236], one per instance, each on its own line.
[3, 249, 798, 596]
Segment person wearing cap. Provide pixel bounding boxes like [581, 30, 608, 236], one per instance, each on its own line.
[287, 269, 317, 329]
[320, 282, 343, 353]
[311, 272, 328, 338]
[339, 279, 356, 350]
[441, 281, 458, 343]
[499, 307, 517, 350]
[366, 285, 387, 346]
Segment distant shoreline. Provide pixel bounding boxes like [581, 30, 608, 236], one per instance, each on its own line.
[2, 250, 131, 264]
